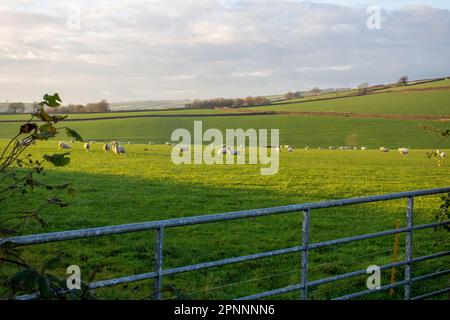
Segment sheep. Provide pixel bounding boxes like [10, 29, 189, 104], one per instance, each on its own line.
[103, 143, 110, 153]
[305, 147, 309, 150]
[380, 147, 390, 153]
[83, 142, 91, 152]
[398, 147, 409, 155]
[361, 146, 368, 150]
[165, 142, 171, 145]
[329, 146, 336, 150]
[111, 141, 126, 155]
[288, 146, 294, 153]
[148, 142, 153, 145]
[273, 146, 280, 153]
[218, 147, 228, 155]
[58, 141, 71, 150]
[227, 147, 239, 156]
[437, 150, 447, 159]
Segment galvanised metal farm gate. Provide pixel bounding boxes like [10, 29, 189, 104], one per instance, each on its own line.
[1, 187, 449, 300]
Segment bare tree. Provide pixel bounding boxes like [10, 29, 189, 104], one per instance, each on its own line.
[398, 76, 409, 86]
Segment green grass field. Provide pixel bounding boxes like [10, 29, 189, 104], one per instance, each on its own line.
[0, 140, 448, 299]
[248, 90, 450, 115]
[1, 115, 449, 148]
[0, 84, 449, 300]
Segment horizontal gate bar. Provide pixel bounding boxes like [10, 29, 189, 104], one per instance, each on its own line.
[236, 251, 449, 300]
[412, 287, 450, 300]
[334, 269, 450, 300]
[3, 187, 450, 246]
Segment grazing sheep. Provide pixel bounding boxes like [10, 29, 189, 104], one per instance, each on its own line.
[103, 143, 110, 153]
[398, 147, 409, 155]
[83, 142, 91, 152]
[288, 146, 294, 153]
[227, 147, 240, 156]
[379, 147, 390, 153]
[165, 142, 171, 145]
[437, 150, 447, 159]
[305, 147, 309, 150]
[111, 141, 126, 155]
[329, 146, 336, 150]
[361, 146, 368, 150]
[58, 141, 71, 150]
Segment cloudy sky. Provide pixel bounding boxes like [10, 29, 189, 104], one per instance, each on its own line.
[0, 0, 449, 104]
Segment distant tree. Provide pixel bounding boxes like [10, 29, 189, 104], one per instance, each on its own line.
[358, 83, 369, 96]
[7, 102, 25, 114]
[85, 99, 110, 113]
[398, 76, 409, 86]
[285, 92, 294, 101]
[233, 98, 245, 108]
[293, 91, 303, 99]
[310, 87, 322, 95]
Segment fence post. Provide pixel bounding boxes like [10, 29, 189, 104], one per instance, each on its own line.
[301, 208, 310, 300]
[404, 197, 414, 300]
[154, 226, 164, 300]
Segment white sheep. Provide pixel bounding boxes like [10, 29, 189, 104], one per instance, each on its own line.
[103, 143, 110, 153]
[218, 147, 228, 155]
[288, 146, 294, 153]
[361, 146, 368, 150]
[111, 141, 126, 155]
[398, 147, 409, 155]
[305, 147, 309, 150]
[83, 142, 91, 152]
[58, 141, 71, 150]
[437, 150, 446, 159]
[380, 147, 390, 153]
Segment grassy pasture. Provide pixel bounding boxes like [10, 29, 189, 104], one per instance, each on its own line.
[0, 115, 449, 148]
[0, 140, 449, 299]
[247, 91, 450, 115]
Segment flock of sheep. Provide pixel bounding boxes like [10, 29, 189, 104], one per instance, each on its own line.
[57, 140, 447, 160]
[58, 140, 126, 155]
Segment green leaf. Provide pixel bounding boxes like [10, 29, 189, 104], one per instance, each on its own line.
[65, 128, 83, 142]
[41, 93, 62, 108]
[38, 123, 57, 139]
[11, 269, 39, 292]
[43, 153, 71, 167]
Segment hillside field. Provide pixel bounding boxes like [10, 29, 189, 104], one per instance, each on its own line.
[0, 82, 449, 300]
[0, 140, 448, 299]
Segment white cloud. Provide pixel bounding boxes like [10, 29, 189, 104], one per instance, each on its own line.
[231, 70, 272, 77]
[0, 1, 449, 102]
[295, 65, 355, 72]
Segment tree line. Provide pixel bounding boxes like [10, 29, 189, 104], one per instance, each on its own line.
[45, 99, 110, 113]
[185, 96, 271, 109]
